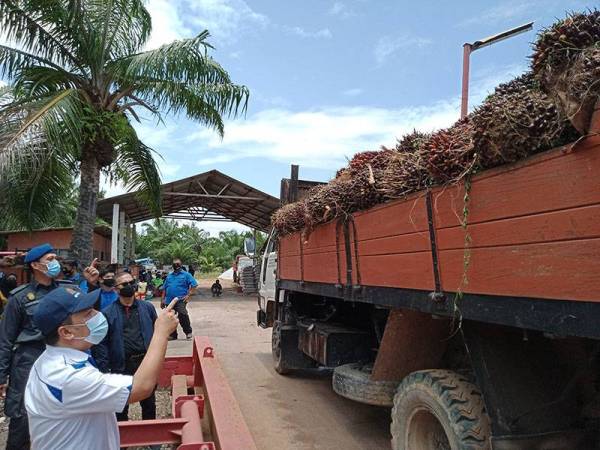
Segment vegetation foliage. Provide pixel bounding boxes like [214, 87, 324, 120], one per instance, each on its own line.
[136, 220, 265, 272]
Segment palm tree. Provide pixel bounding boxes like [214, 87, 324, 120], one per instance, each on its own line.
[0, 0, 248, 263]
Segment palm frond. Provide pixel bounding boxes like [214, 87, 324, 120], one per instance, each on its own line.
[89, 0, 152, 59]
[0, 0, 81, 70]
[111, 129, 162, 217]
[106, 32, 232, 87]
[0, 88, 82, 171]
[0, 44, 76, 81]
[125, 81, 247, 136]
[0, 146, 76, 230]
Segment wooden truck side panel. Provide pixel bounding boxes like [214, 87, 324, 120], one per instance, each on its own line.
[279, 136, 600, 302]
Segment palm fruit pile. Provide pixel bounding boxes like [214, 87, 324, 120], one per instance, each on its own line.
[472, 73, 578, 167]
[380, 130, 431, 199]
[271, 201, 309, 235]
[532, 9, 600, 133]
[422, 118, 475, 183]
[272, 10, 597, 235]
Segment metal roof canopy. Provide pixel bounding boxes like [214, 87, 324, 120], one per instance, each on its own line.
[96, 170, 279, 232]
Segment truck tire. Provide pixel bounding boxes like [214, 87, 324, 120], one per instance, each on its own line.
[272, 321, 314, 374]
[272, 320, 291, 374]
[391, 370, 491, 450]
[332, 363, 398, 407]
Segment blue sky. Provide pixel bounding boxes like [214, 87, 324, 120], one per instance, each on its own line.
[100, 0, 592, 233]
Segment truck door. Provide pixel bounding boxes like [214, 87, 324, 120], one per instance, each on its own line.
[258, 231, 277, 326]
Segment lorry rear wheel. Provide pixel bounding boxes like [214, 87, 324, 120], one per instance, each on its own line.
[391, 370, 491, 450]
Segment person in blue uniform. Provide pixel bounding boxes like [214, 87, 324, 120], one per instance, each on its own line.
[95, 271, 158, 421]
[0, 244, 98, 449]
[161, 259, 197, 340]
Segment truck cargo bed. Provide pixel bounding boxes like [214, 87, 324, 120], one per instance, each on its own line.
[278, 136, 600, 337]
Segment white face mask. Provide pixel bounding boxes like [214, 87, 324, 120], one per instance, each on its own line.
[68, 312, 108, 345]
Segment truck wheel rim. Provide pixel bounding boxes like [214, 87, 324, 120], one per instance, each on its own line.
[406, 407, 450, 450]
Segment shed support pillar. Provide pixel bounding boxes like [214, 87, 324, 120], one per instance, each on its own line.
[111, 203, 119, 264]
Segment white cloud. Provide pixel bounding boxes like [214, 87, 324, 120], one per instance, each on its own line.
[159, 163, 182, 177]
[374, 34, 432, 65]
[185, 0, 269, 44]
[459, 1, 536, 27]
[145, 0, 191, 49]
[145, 0, 268, 48]
[190, 103, 458, 169]
[284, 26, 332, 39]
[329, 2, 356, 19]
[342, 88, 363, 97]
[183, 65, 521, 170]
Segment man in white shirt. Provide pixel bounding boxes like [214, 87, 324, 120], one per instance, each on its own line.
[24, 286, 178, 450]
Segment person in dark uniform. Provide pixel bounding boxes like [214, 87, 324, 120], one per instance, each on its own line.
[95, 271, 158, 421]
[0, 244, 96, 449]
[0, 244, 62, 449]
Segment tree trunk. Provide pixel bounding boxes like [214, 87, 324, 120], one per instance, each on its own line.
[70, 150, 101, 265]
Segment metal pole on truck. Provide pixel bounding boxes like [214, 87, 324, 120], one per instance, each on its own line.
[460, 22, 534, 119]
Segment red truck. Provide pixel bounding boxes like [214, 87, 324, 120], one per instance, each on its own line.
[257, 134, 600, 449]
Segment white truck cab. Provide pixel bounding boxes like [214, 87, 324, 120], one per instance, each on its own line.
[257, 230, 279, 328]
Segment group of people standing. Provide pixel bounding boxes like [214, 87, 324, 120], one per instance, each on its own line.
[0, 245, 198, 450]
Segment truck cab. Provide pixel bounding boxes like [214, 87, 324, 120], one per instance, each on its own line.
[257, 230, 278, 328]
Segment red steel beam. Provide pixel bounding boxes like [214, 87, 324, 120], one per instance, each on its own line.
[193, 337, 258, 450]
[118, 418, 188, 447]
[158, 355, 193, 387]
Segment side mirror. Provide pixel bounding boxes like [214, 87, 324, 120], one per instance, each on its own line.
[244, 237, 256, 257]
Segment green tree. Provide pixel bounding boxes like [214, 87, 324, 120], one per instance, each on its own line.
[136, 219, 208, 265]
[0, 0, 248, 263]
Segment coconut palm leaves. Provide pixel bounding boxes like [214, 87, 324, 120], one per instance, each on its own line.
[0, 0, 249, 262]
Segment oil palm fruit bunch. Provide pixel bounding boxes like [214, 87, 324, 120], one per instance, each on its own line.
[387, 129, 432, 154]
[271, 201, 308, 235]
[532, 9, 600, 133]
[303, 178, 360, 227]
[472, 73, 578, 168]
[422, 118, 475, 183]
[380, 149, 430, 199]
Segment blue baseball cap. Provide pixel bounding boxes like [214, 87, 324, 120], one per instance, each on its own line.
[33, 287, 100, 336]
[24, 243, 54, 264]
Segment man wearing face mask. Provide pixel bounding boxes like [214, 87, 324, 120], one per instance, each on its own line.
[24, 287, 178, 450]
[61, 260, 82, 286]
[161, 258, 198, 340]
[0, 244, 65, 449]
[94, 272, 158, 421]
[95, 270, 119, 310]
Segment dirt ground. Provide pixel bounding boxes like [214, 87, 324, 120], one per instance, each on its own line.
[0, 279, 392, 449]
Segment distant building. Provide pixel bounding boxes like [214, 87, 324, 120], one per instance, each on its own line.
[0, 225, 112, 261]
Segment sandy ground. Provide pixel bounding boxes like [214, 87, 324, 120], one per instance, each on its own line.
[166, 280, 391, 450]
[0, 279, 391, 449]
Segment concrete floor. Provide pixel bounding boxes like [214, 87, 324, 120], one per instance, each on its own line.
[167, 285, 392, 450]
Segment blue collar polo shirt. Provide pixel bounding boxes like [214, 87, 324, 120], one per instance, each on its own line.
[163, 270, 198, 305]
[25, 346, 132, 450]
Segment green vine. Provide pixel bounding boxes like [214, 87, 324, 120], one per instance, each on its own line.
[451, 173, 474, 330]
